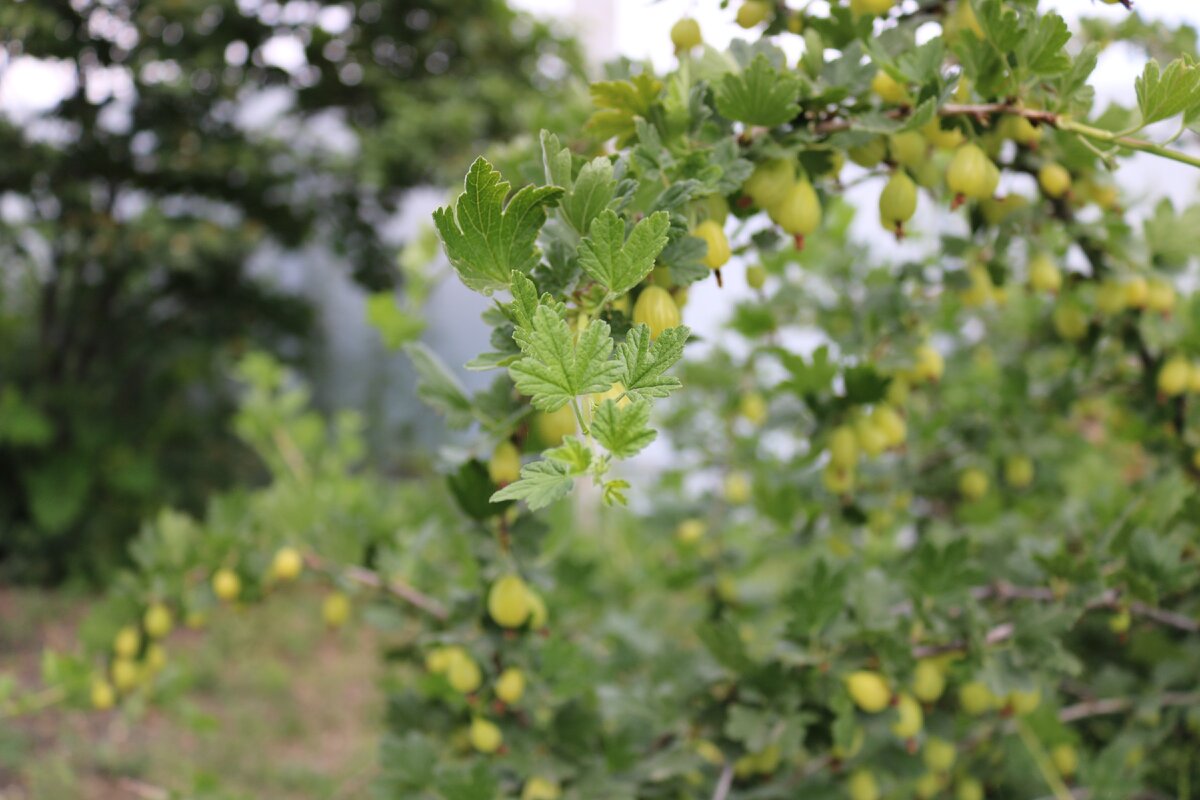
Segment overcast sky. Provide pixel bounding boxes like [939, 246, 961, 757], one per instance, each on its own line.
[515, 0, 1200, 82]
[3, 2, 1195, 122]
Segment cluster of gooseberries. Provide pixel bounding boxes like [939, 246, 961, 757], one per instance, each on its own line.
[422, 572, 558, 799]
[838, 666, 1073, 799]
[822, 404, 908, 496]
[88, 547, 353, 709]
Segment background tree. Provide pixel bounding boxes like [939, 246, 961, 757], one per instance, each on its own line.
[7, 2, 1200, 799]
[0, 0, 581, 583]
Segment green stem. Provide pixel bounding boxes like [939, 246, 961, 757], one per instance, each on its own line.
[1015, 718, 1074, 800]
[570, 397, 590, 436]
[1057, 118, 1200, 170]
[1166, 118, 1189, 146]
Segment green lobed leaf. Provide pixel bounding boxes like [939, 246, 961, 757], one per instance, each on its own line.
[976, 0, 1022, 53]
[586, 73, 663, 144]
[786, 559, 847, 636]
[563, 158, 619, 235]
[726, 705, 774, 752]
[577, 210, 670, 297]
[601, 478, 630, 506]
[1017, 12, 1071, 75]
[508, 306, 622, 412]
[774, 345, 838, 396]
[545, 437, 593, 474]
[432, 157, 563, 294]
[405, 343, 473, 428]
[895, 39, 945, 84]
[1135, 57, 1200, 126]
[1058, 42, 1100, 104]
[506, 271, 544, 329]
[490, 459, 575, 509]
[448, 459, 511, 520]
[1143, 198, 1200, 270]
[617, 324, 690, 400]
[591, 399, 656, 459]
[541, 129, 621, 234]
[436, 762, 497, 800]
[659, 229, 711, 286]
[714, 54, 802, 128]
[540, 129, 574, 188]
[696, 618, 756, 672]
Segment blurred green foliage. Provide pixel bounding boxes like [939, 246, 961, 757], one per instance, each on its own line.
[0, 0, 582, 583]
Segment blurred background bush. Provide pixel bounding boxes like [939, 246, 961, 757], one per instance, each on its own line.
[0, 0, 582, 584]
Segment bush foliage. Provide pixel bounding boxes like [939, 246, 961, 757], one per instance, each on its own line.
[10, 1, 1200, 799]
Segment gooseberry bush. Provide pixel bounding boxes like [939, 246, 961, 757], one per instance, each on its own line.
[12, 1, 1200, 798]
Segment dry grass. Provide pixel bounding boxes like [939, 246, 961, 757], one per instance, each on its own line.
[0, 587, 381, 800]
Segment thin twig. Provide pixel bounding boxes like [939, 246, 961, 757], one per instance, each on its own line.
[912, 621, 1014, 658]
[1129, 601, 1199, 633]
[896, 581, 1196, 658]
[306, 554, 449, 621]
[342, 564, 450, 622]
[711, 762, 734, 800]
[1058, 691, 1200, 724]
[808, 101, 1200, 169]
[116, 779, 170, 800]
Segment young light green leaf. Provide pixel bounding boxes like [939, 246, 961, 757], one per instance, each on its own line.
[601, 478, 630, 506]
[490, 459, 574, 509]
[801, 29, 825, 79]
[545, 437, 593, 474]
[508, 305, 622, 411]
[617, 324, 690, 400]
[774, 344, 838, 396]
[1017, 12, 1070, 75]
[586, 73, 663, 144]
[975, 0, 1021, 52]
[432, 158, 563, 294]
[540, 129, 573, 188]
[366, 293, 424, 349]
[1135, 58, 1200, 127]
[591, 399, 656, 458]
[897, 97, 938, 133]
[540, 130, 619, 234]
[714, 54, 802, 127]
[405, 343, 473, 428]
[505, 272, 567, 335]
[1143, 198, 1200, 269]
[895, 39, 945, 84]
[506, 272, 542, 329]
[561, 158, 618, 234]
[1058, 42, 1099, 100]
[578, 210, 670, 296]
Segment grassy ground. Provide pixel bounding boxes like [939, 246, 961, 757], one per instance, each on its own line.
[0, 587, 380, 800]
